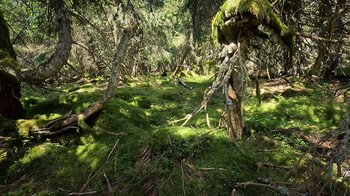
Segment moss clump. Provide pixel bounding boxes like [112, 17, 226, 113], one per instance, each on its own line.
[212, 0, 294, 50]
[134, 96, 152, 109]
[95, 98, 149, 133]
[17, 119, 44, 138]
[0, 55, 16, 65]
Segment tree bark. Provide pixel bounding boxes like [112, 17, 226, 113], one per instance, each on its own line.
[0, 12, 24, 119]
[225, 42, 248, 140]
[18, 0, 72, 84]
[0, 12, 16, 59]
[106, 27, 133, 98]
[226, 83, 244, 139]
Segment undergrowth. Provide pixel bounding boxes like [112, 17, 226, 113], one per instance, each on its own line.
[0, 75, 348, 195]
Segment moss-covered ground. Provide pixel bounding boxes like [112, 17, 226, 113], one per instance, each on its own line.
[0, 75, 349, 195]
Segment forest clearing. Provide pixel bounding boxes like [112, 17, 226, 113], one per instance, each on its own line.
[0, 0, 350, 195]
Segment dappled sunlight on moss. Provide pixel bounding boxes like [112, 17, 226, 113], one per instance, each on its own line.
[36, 113, 62, 121]
[169, 126, 206, 138]
[184, 74, 213, 83]
[270, 142, 298, 165]
[19, 143, 58, 165]
[245, 87, 345, 133]
[95, 98, 149, 134]
[75, 136, 108, 170]
[4, 74, 349, 195]
[17, 119, 44, 138]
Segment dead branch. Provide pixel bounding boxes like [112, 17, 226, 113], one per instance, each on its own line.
[103, 173, 112, 192]
[28, 99, 108, 137]
[0, 172, 34, 194]
[199, 167, 233, 172]
[295, 32, 350, 44]
[256, 162, 291, 170]
[69, 191, 97, 196]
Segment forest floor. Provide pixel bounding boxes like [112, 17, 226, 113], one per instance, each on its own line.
[0, 74, 349, 195]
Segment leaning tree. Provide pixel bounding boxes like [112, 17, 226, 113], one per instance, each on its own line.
[0, 0, 72, 120]
[180, 0, 294, 139]
[0, 0, 137, 137]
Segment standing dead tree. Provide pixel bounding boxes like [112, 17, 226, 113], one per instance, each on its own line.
[178, 0, 294, 140]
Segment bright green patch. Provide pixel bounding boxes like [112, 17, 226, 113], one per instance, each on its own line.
[1, 75, 348, 195]
[17, 119, 44, 138]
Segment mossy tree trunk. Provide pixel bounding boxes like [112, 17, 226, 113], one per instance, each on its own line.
[106, 24, 135, 98]
[211, 0, 295, 139]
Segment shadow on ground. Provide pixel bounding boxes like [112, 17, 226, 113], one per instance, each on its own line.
[0, 75, 348, 195]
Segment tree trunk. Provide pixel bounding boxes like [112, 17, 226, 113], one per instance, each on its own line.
[0, 12, 24, 120]
[309, 0, 332, 76]
[226, 82, 244, 139]
[323, 0, 348, 78]
[19, 0, 72, 84]
[106, 28, 133, 98]
[323, 46, 342, 79]
[309, 1, 350, 76]
[310, 46, 328, 75]
[225, 42, 247, 140]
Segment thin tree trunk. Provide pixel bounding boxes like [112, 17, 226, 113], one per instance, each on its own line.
[225, 42, 247, 140]
[226, 82, 244, 139]
[106, 28, 133, 98]
[310, 46, 327, 75]
[19, 0, 72, 83]
[309, 2, 350, 76]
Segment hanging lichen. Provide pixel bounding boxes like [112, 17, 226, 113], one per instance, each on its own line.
[212, 0, 294, 51]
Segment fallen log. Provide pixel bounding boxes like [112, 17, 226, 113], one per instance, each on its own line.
[0, 98, 108, 138]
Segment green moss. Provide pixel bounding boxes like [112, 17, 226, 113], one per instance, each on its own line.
[16, 119, 44, 138]
[20, 143, 58, 165]
[0, 55, 20, 70]
[95, 98, 149, 133]
[134, 96, 152, 109]
[212, 0, 294, 50]
[4, 75, 349, 195]
[245, 87, 346, 133]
